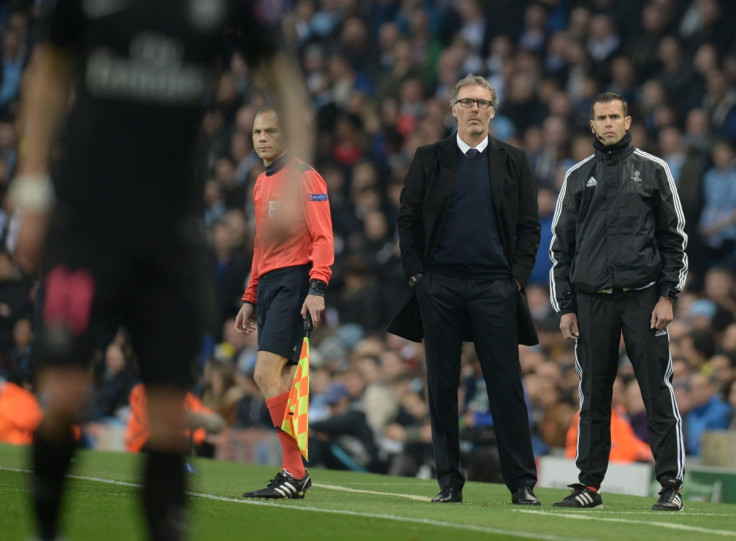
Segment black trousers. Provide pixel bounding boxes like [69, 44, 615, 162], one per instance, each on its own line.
[575, 288, 685, 488]
[415, 271, 537, 492]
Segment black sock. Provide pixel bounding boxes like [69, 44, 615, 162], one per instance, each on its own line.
[32, 429, 76, 541]
[143, 450, 187, 541]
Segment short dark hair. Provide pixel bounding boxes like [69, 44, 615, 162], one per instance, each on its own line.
[254, 105, 281, 127]
[591, 92, 628, 117]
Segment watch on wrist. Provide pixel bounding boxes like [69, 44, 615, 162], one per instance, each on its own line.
[662, 289, 678, 302]
[309, 279, 327, 297]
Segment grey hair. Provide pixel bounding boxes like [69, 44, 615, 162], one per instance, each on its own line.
[451, 74, 498, 109]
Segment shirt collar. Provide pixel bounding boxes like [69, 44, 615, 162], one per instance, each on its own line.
[456, 133, 489, 155]
[265, 153, 290, 176]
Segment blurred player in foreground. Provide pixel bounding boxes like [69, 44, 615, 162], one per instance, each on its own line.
[12, 2, 312, 539]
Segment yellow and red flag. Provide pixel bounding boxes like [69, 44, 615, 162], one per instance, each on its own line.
[281, 320, 311, 459]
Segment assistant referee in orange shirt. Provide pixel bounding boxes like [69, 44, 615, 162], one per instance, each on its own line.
[236, 105, 333, 499]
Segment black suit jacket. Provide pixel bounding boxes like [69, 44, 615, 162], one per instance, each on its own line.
[387, 134, 541, 345]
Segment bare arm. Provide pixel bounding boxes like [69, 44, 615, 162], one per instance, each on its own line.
[13, 43, 74, 274]
[257, 52, 314, 165]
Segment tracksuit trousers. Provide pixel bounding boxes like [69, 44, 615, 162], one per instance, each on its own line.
[574, 287, 685, 488]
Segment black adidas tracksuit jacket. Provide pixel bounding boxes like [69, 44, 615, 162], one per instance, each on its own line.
[549, 133, 687, 488]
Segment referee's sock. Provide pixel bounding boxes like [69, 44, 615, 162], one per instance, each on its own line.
[32, 428, 75, 541]
[267, 391, 306, 478]
[143, 450, 188, 541]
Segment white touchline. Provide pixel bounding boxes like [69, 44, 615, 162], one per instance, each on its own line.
[514, 509, 736, 537]
[192, 492, 585, 541]
[313, 482, 428, 501]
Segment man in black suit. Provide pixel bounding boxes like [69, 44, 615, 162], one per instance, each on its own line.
[388, 74, 541, 505]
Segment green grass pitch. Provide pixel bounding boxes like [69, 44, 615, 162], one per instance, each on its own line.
[1, 443, 734, 540]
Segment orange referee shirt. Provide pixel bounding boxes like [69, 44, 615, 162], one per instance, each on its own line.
[242, 158, 334, 305]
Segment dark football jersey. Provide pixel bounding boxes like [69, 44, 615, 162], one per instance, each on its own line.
[39, 0, 281, 224]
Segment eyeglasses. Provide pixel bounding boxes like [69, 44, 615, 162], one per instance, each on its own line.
[455, 98, 493, 109]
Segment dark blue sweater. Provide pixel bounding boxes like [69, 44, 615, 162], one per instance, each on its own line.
[430, 148, 509, 278]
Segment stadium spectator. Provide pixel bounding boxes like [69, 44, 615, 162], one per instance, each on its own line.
[564, 408, 654, 464]
[518, 3, 548, 55]
[92, 343, 135, 421]
[382, 390, 433, 477]
[201, 357, 246, 428]
[587, 13, 620, 75]
[0, 376, 41, 444]
[211, 218, 251, 341]
[703, 266, 736, 319]
[308, 382, 380, 472]
[335, 254, 381, 333]
[698, 141, 736, 265]
[0, 28, 27, 113]
[204, 179, 227, 229]
[125, 383, 225, 456]
[679, 327, 717, 371]
[0, 248, 31, 360]
[679, 0, 735, 57]
[606, 56, 638, 112]
[685, 372, 733, 456]
[6, 316, 32, 382]
[729, 379, 736, 429]
[709, 353, 735, 391]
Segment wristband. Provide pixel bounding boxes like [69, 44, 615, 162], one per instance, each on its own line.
[661, 289, 678, 302]
[308, 279, 327, 297]
[9, 174, 54, 212]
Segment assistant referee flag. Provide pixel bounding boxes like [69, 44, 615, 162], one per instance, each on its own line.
[281, 318, 311, 459]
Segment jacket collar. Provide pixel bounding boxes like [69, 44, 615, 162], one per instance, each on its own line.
[594, 132, 635, 161]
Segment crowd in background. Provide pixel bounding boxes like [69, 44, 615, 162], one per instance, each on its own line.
[1, 0, 736, 478]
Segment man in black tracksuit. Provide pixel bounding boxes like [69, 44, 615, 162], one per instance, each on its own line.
[549, 92, 688, 511]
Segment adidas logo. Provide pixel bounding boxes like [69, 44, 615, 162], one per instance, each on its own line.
[655, 329, 667, 337]
[576, 492, 596, 506]
[586, 177, 597, 187]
